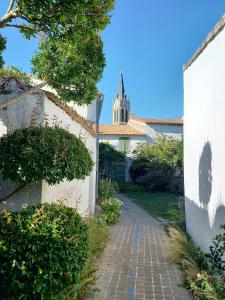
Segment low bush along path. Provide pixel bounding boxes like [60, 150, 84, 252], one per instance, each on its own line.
[91, 194, 192, 300]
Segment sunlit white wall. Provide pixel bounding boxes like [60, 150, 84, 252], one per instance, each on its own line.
[184, 25, 225, 252]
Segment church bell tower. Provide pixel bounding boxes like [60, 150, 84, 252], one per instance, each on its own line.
[113, 73, 130, 124]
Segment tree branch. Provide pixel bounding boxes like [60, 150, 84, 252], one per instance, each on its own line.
[6, 0, 16, 14]
[0, 6, 20, 28]
[0, 81, 48, 110]
[4, 23, 36, 32]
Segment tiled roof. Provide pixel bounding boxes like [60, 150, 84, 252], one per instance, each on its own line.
[44, 91, 97, 137]
[98, 124, 145, 136]
[184, 14, 225, 70]
[130, 115, 183, 126]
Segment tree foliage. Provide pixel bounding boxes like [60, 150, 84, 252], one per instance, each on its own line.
[0, 0, 114, 104]
[32, 33, 105, 104]
[0, 66, 30, 84]
[0, 126, 93, 185]
[0, 35, 6, 68]
[133, 137, 183, 168]
[15, 0, 114, 38]
[99, 142, 126, 182]
[130, 137, 184, 194]
[99, 142, 125, 165]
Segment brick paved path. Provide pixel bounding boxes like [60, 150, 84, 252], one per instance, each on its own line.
[90, 194, 193, 300]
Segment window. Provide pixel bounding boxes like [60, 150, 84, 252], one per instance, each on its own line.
[125, 109, 128, 122]
[119, 137, 130, 153]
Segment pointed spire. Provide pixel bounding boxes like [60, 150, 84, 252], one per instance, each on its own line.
[118, 72, 125, 99]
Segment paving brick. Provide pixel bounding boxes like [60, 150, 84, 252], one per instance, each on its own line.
[89, 195, 193, 300]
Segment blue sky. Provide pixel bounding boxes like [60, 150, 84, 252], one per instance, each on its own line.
[1, 1, 225, 123]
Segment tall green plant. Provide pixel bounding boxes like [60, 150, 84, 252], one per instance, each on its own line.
[99, 178, 118, 201]
[101, 198, 122, 225]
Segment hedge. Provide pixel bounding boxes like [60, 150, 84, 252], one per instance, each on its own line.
[0, 203, 89, 300]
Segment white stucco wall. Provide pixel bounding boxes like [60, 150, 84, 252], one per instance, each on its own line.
[31, 77, 99, 124]
[149, 124, 183, 140]
[0, 80, 97, 215]
[42, 96, 97, 215]
[184, 26, 225, 252]
[128, 119, 157, 143]
[128, 119, 183, 142]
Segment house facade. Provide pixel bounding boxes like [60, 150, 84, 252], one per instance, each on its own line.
[99, 73, 183, 181]
[0, 76, 102, 215]
[184, 14, 225, 252]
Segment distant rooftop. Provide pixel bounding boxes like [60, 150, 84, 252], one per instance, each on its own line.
[130, 115, 183, 126]
[98, 124, 145, 136]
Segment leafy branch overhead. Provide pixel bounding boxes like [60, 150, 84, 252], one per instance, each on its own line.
[0, 0, 114, 104]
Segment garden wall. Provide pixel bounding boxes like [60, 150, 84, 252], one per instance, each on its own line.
[184, 16, 225, 252]
[0, 77, 97, 215]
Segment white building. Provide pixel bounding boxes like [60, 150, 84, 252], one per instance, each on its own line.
[0, 76, 102, 215]
[184, 14, 225, 252]
[99, 73, 183, 181]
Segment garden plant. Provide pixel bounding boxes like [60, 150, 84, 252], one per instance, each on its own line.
[0, 203, 89, 299]
[167, 226, 225, 300]
[130, 137, 183, 194]
[98, 178, 122, 224]
[99, 142, 126, 180]
[0, 125, 93, 186]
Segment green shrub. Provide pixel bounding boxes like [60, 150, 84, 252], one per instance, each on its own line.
[169, 175, 184, 195]
[99, 142, 125, 165]
[188, 243, 208, 271]
[206, 224, 225, 272]
[185, 268, 225, 300]
[99, 143, 126, 181]
[0, 126, 93, 185]
[101, 198, 122, 224]
[87, 217, 109, 258]
[99, 178, 119, 201]
[188, 271, 218, 300]
[63, 217, 109, 299]
[130, 137, 184, 194]
[166, 208, 181, 223]
[117, 181, 145, 193]
[0, 203, 89, 300]
[167, 226, 225, 300]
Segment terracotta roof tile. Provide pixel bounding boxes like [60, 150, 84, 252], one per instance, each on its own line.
[130, 115, 183, 126]
[99, 124, 145, 136]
